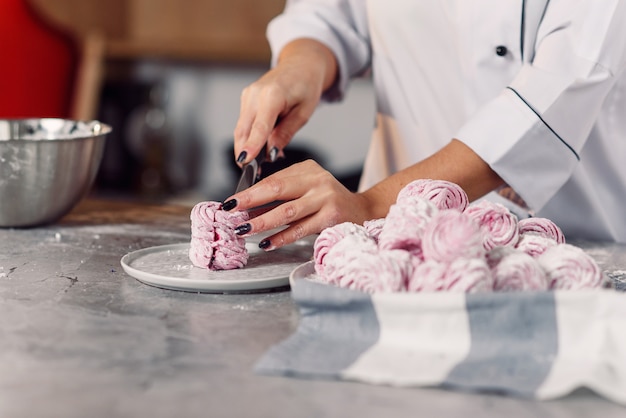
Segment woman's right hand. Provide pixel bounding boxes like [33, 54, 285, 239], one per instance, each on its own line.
[233, 39, 338, 165]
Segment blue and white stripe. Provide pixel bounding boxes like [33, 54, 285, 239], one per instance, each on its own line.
[256, 274, 626, 405]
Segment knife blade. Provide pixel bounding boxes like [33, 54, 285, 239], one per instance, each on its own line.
[234, 149, 266, 193]
[233, 148, 285, 217]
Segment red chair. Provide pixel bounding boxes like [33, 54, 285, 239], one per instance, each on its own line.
[0, 0, 77, 118]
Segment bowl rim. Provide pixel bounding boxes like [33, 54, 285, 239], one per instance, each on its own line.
[0, 118, 112, 142]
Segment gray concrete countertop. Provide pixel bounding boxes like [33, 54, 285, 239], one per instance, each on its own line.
[1, 199, 625, 418]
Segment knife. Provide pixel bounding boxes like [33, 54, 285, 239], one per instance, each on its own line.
[234, 149, 266, 193]
[233, 148, 285, 217]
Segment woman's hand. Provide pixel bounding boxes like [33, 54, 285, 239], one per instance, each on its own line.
[233, 39, 338, 165]
[222, 160, 378, 250]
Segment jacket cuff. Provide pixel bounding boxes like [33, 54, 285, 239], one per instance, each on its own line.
[456, 89, 579, 211]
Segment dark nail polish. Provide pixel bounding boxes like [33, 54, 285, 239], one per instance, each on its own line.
[269, 147, 279, 163]
[258, 239, 271, 249]
[222, 199, 237, 211]
[236, 151, 247, 164]
[234, 223, 251, 235]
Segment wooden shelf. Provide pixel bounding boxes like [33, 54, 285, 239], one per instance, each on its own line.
[105, 39, 272, 65]
[28, 0, 285, 64]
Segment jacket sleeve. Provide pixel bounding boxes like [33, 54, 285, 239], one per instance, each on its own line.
[457, 0, 626, 210]
[266, 0, 371, 102]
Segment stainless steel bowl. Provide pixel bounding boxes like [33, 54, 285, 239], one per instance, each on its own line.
[0, 118, 111, 227]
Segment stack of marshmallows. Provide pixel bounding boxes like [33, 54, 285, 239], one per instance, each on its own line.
[313, 179, 603, 294]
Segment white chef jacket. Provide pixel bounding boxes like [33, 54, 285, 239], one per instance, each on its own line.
[267, 0, 626, 242]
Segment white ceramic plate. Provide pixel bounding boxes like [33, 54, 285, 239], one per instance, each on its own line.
[121, 239, 313, 293]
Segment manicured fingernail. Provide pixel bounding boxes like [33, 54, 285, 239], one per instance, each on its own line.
[269, 147, 279, 163]
[236, 151, 247, 164]
[235, 223, 251, 235]
[258, 239, 271, 250]
[222, 199, 237, 211]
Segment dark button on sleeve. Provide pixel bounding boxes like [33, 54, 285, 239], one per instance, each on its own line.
[495, 45, 508, 56]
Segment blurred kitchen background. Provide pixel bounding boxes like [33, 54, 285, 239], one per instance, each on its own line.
[2, 0, 375, 204]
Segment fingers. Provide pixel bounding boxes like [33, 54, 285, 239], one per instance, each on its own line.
[233, 87, 255, 152]
[233, 65, 321, 166]
[225, 160, 324, 211]
[234, 74, 297, 166]
[222, 160, 354, 250]
[255, 202, 341, 250]
[235, 103, 309, 166]
[238, 194, 335, 251]
[234, 87, 281, 165]
[256, 219, 316, 251]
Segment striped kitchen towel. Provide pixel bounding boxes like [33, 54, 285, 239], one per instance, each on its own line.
[255, 263, 626, 404]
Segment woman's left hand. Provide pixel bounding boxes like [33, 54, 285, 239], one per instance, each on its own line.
[222, 160, 375, 250]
